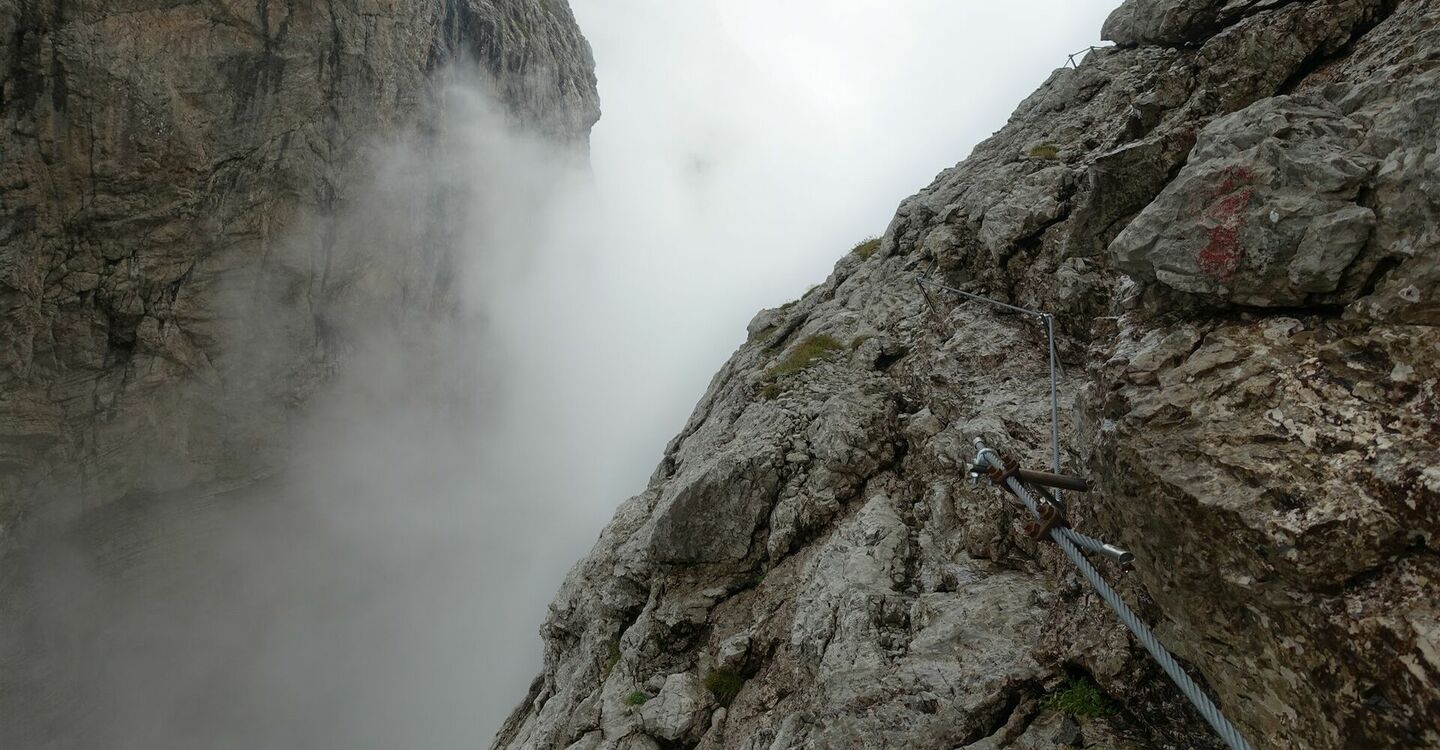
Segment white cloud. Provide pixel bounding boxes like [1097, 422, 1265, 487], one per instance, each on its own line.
[566, 0, 1118, 500]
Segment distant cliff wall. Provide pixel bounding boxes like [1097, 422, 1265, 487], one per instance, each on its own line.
[0, 0, 599, 523]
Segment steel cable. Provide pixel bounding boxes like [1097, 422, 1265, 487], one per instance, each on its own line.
[974, 441, 1255, 750]
[917, 274, 1254, 749]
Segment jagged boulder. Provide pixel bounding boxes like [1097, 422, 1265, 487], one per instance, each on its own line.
[638, 673, 714, 742]
[1111, 95, 1378, 306]
[1102, 0, 1293, 46]
[646, 448, 782, 564]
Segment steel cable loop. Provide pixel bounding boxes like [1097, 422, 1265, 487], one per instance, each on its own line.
[975, 444, 1255, 750]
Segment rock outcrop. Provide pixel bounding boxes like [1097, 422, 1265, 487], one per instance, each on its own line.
[494, 1, 1438, 749]
[0, 0, 599, 524]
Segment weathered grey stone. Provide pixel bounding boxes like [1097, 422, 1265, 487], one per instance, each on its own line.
[638, 673, 713, 742]
[1111, 95, 1379, 306]
[716, 633, 751, 672]
[614, 734, 661, 750]
[1085, 314, 1440, 747]
[962, 710, 1141, 750]
[563, 731, 604, 750]
[892, 0, 1392, 324]
[708, 706, 727, 735]
[646, 447, 781, 565]
[1102, 0, 1290, 47]
[1049, 715, 1082, 746]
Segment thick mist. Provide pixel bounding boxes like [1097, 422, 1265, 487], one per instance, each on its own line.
[0, 82, 607, 750]
[0, 2, 1119, 747]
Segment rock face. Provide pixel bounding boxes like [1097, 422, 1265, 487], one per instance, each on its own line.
[0, 0, 599, 523]
[495, 2, 1438, 749]
[1112, 96, 1380, 306]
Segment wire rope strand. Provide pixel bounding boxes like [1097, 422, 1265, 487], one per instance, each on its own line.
[973, 442, 1255, 750]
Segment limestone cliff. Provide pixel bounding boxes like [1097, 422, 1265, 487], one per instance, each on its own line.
[493, 2, 1438, 748]
[0, 0, 599, 523]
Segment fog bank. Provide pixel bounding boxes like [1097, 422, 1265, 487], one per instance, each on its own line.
[0, 3, 1118, 747]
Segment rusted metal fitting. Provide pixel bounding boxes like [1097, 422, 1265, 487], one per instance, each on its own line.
[1023, 498, 1070, 541]
[985, 456, 1021, 487]
[1014, 468, 1089, 493]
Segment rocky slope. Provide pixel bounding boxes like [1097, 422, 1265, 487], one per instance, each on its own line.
[0, 0, 599, 525]
[493, 1, 1438, 748]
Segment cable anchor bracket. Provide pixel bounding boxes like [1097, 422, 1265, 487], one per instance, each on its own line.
[970, 449, 1071, 543]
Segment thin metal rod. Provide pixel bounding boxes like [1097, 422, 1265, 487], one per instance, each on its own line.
[915, 277, 1048, 318]
[1044, 313, 1062, 506]
[916, 274, 1063, 502]
[1066, 45, 1104, 69]
[1014, 468, 1088, 493]
[974, 440, 1254, 750]
[916, 279, 955, 337]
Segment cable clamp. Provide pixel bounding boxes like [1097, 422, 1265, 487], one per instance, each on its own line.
[1023, 499, 1069, 541]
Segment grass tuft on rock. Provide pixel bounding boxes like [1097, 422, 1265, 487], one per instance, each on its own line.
[851, 237, 882, 260]
[1042, 676, 1116, 718]
[602, 639, 621, 679]
[769, 334, 843, 378]
[704, 670, 745, 707]
[1027, 144, 1059, 160]
[624, 690, 649, 706]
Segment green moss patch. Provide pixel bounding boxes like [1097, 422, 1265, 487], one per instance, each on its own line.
[624, 690, 649, 706]
[1042, 676, 1116, 718]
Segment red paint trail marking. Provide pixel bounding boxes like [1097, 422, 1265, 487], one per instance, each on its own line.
[1197, 170, 1255, 281]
